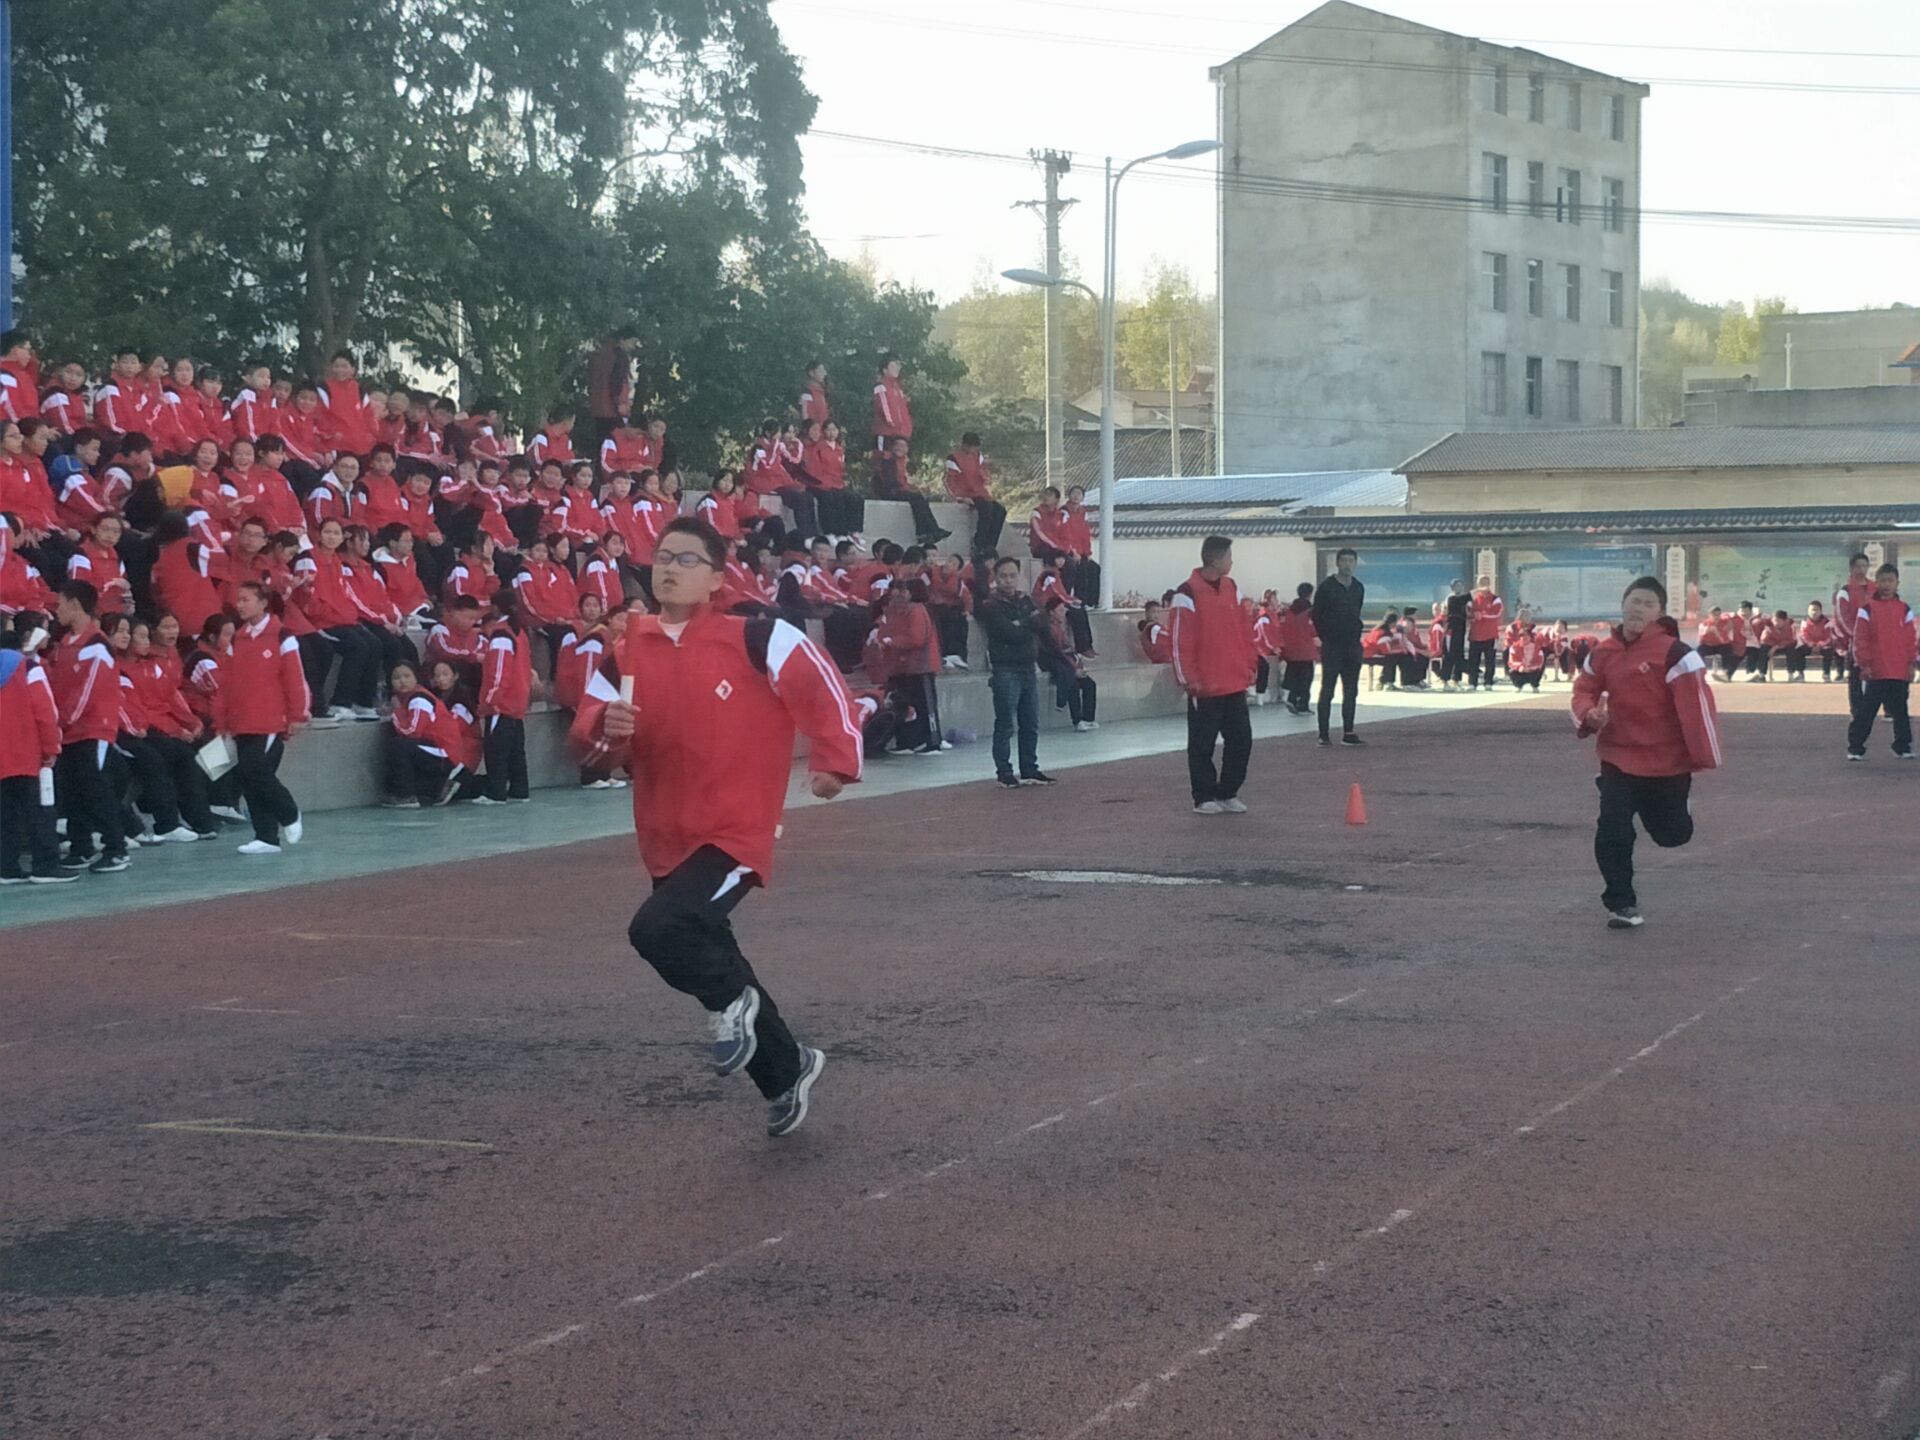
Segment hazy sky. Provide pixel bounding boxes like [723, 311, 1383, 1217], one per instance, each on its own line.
[772, 0, 1919, 313]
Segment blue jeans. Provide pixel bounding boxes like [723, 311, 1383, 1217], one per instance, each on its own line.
[989, 668, 1040, 779]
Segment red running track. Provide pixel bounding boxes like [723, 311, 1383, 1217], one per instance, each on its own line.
[4, 700, 1920, 1438]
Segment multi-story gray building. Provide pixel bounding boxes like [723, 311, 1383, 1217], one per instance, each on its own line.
[1213, 1, 1647, 473]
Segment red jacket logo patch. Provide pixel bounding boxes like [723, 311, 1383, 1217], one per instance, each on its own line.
[715, 680, 733, 700]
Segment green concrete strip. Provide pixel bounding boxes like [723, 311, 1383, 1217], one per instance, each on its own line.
[0, 687, 1542, 931]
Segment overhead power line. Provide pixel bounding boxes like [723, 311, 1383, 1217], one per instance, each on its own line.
[807, 131, 1920, 238]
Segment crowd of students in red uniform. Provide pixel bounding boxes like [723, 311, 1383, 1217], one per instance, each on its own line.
[0, 328, 1128, 882]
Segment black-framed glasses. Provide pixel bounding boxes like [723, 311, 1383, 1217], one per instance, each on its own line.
[655, 549, 717, 571]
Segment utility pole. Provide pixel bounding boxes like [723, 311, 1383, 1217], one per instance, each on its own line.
[1168, 323, 1179, 477]
[1015, 151, 1074, 487]
[1, 0, 13, 330]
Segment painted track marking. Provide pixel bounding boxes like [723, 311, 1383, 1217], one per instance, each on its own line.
[143, 1118, 495, 1151]
[1061, 1313, 1262, 1438]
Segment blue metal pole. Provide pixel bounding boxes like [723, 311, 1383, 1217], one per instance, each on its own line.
[1, 0, 13, 330]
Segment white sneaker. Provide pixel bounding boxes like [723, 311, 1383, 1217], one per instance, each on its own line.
[1193, 800, 1228, 815]
[155, 825, 202, 843]
[382, 796, 421, 809]
[283, 813, 304, 845]
[937, 740, 953, 751]
[608, 777, 630, 788]
[950, 657, 970, 671]
[471, 795, 506, 806]
[582, 778, 614, 790]
[1074, 720, 1094, 732]
[1218, 798, 1248, 814]
[308, 713, 343, 729]
[209, 805, 246, 823]
[941, 656, 959, 671]
[351, 706, 381, 722]
[237, 839, 282, 856]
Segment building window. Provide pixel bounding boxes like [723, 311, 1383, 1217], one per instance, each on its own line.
[1561, 263, 1581, 321]
[1603, 364, 1624, 423]
[1564, 82, 1582, 131]
[1526, 259, 1544, 316]
[1482, 152, 1508, 212]
[1524, 357, 1544, 417]
[1605, 269, 1624, 327]
[1558, 167, 1582, 224]
[1486, 63, 1508, 115]
[1604, 177, 1625, 232]
[1482, 251, 1508, 312]
[1605, 93, 1625, 141]
[1481, 352, 1508, 416]
[1528, 73, 1545, 122]
[1558, 359, 1581, 421]
[1527, 161, 1546, 217]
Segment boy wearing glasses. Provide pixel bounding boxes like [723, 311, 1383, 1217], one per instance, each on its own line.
[572, 517, 863, 1137]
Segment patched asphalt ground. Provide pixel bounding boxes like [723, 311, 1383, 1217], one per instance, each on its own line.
[5, 692, 1919, 1439]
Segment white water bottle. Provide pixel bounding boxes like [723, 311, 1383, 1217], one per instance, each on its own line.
[38, 766, 55, 807]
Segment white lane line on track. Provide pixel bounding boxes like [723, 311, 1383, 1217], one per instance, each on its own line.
[143, 1118, 495, 1151]
[1061, 1313, 1263, 1438]
[1331, 989, 1367, 1005]
[1057, 971, 1770, 1438]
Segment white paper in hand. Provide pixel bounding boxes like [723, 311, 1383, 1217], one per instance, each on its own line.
[196, 735, 239, 781]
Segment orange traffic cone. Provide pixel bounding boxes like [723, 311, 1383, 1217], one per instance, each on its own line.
[1345, 782, 1368, 826]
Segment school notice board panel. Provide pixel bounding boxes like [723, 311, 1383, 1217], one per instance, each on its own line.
[1335, 548, 1472, 616]
[1510, 546, 1658, 621]
[1694, 543, 1857, 617]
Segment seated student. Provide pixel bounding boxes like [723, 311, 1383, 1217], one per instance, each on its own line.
[427, 659, 484, 799]
[771, 538, 817, 632]
[392, 469, 450, 594]
[1062, 485, 1100, 606]
[1039, 597, 1099, 731]
[474, 609, 535, 804]
[235, 434, 307, 536]
[500, 457, 546, 551]
[578, 529, 631, 613]
[342, 524, 418, 685]
[357, 444, 409, 536]
[554, 463, 606, 556]
[551, 592, 606, 712]
[1506, 610, 1546, 690]
[1396, 612, 1433, 689]
[114, 614, 215, 840]
[1363, 611, 1399, 690]
[797, 537, 868, 674]
[694, 469, 746, 546]
[873, 581, 944, 754]
[924, 549, 973, 671]
[846, 683, 905, 760]
[1798, 601, 1840, 682]
[512, 533, 581, 664]
[1277, 582, 1319, 714]
[804, 419, 862, 543]
[942, 432, 1007, 561]
[1735, 600, 1771, 679]
[526, 403, 576, 469]
[1757, 608, 1797, 681]
[446, 532, 501, 610]
[1695, 607, 1733, 679]
[1033, 552, 1094, 655]
[382, 662, 464, 808]
[293, 516, 383, 724]
[66, 512, 132, 612]
[425, 592, 490, 693]
[1138, 599, 1173, 665]
[870, 436, 950, 547]
[373, 523, 433, 624]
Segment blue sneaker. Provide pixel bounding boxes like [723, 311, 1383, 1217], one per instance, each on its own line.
[709, 986, 761, 1076]
[767, 1046, 825, 1138]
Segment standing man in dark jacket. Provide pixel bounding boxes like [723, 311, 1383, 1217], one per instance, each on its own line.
[1171, 535, 1258, 814]
[977, 556, 1054, 789]
[1441, 579, 1470, 690]
[1312, 546, 1367, 746]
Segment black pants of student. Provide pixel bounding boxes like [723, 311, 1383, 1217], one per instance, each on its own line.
[1255, 657, 1271, 695]
[890, 673, 943, 751]
[362, 624, 419, 691]
[1398, 655, 1431, 687]
[1510, 666, 1544, 691]
[1064, 605, 1095, 654]
[1067, 558, 1101, 608]
[1282, 659, 1315, 712]
[877, 486, 946, 544]
[861, 707, 899, 758]
[1848, 679, 1913, 757]
[1055, 673, 1097, 725]
[0, 773, 62, 879]
[965, 499, 1007, 558]
[1188, 691, 1252, 805]
[1745, 644, 1772, 678]
[1720, 648, 1744, 681]
[820, 606, 868, 674]
[1781, 644, 1809, 679]
[1594, 764, 1693, 913]
[775, 486, 820, 541]
[627, 845, 803, 1100]
[386, 733, 458, 802]
[148, 733, 215, 832]
[989, 667, 1040, 780]
[116, 732, 201, 834]
[303, 625, 380, 714]
[1820, 647, 1843, 681]
[1467, 637, 1497, 687]
[234, 733, 300, 844]
[58, 739, 126, 862]
[483, 715, 530, 800]
[1444, 621, 1468, 682]
[815, 489, 866, 539]
[929, 604, 969, 662]
[1318, 641, 1363, 739]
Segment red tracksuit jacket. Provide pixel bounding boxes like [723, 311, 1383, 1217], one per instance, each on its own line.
[943, 451, 992, 503]
[480, 625, 533, 720]
[1852, 592, 1917, 681]
[1469, 590, 1505, 643]
[318, 379, 378, 456]
[391, 688, 463, 762]
[1571, 617, 1722, 777]
[694, 491, 743, 541]
[803, 439, 846, 491]
[48, 625, 122, 746]
[0, 651, 62, 779]
[1140, 620, 1172, 665]
[1028, 503, 1072, 556]
[513, 559, 580, 626]
[425, 621, 488, 676]
[871, 375, 912, 440]
[571, 609, 863, 882]
[220, 614, 310, 735]
[126, 654, 200, 741]
[1170, 568, 1258, 698]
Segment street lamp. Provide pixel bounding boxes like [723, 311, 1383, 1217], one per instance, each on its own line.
[1006, 138, 1220, 610]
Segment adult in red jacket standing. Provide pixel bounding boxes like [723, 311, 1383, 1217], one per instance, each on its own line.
[1171, 535, 1258, 815]
[222, 582, 310, 854]
[48, 581, 131, 872]
[1467, 574, 1505, 690]
[571, 516, 862, 1137]
[0, 617, 75, 883]
[1572, 576, 1721, 929]
[1845, 563, 1915, 763]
